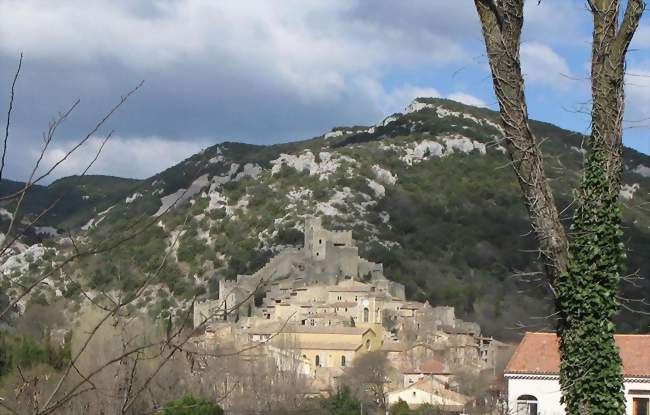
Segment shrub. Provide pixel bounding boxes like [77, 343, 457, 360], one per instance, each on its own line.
[162, 395, 224, 415]
[389, 399, 412, 415]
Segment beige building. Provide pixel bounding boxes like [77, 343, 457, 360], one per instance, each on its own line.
[248, 324, 381, 374]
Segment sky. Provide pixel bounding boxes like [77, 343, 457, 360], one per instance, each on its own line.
[0, 0, 649, 182]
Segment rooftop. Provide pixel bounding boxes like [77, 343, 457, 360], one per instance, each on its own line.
[403, 357, 449, 375]
[329, 301, 357, 308]
[405, 378, 469, 405]
[505, 332, 650, 378]
[328, 286, 372, 293]
[248, 323, 372, 336]
[274, 339, 365, 351]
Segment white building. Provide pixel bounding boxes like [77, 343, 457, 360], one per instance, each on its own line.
[401, 357, 451, 388]
[505, 332, 650, 415]
[387, 378, 469, 413]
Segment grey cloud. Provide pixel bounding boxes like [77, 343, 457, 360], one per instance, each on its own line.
[1, 1, 621, 181]
[0, 1, 480, 182]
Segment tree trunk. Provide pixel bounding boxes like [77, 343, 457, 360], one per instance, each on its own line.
[473, 1, 644, 413]
[474, 0, 569, 284]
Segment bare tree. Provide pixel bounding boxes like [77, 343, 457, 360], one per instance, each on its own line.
[340, 351, 395, 413]
[473, 0, 644, 413]
[0, 53, 306, 415]
[0, 55, 198, 415]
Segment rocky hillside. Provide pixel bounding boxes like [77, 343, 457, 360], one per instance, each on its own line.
[3, 98, 650, 339]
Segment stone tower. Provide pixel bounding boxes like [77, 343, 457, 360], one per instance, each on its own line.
[304, 217, 353, 261]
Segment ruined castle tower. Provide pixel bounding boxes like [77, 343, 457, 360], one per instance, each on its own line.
[304, 217, 353, 261]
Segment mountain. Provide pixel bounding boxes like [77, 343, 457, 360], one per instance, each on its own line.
[3, 97, 650, 340]
[0, 175, 140, 245]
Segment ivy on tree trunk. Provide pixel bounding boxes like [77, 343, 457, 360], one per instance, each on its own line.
[473, 0, 645, 413]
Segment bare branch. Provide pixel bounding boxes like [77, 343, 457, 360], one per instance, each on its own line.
[1, 53, 22, 182]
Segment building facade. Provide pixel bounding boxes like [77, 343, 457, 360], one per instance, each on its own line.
[505, 332, 650, 415]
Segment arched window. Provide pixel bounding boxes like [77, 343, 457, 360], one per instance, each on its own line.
[341, 355, 346, 367]
[363, 307, 369, 323]
[366, 339, 371, 351]
[315, 355, 321, 367]
[516, 395, 538, 415]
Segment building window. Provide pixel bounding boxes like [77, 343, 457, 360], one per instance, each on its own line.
[366, 339, 371, 351]
[412, 391, 416, 397]
[341, 356, 346, 367]
[315, 355, 320, 367]
[516, 395, 538, 415]
[319, 239, 322, 244]
[634, 398, 649, 415]
[363, 307, 369, 323]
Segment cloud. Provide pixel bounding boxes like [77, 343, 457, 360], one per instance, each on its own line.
[0, 1, 469, 94]
[522, 1, 590, 45]
[379, 84, 441, 115]
[0, 0, 646, 183]
[631, 24, 650, 49]
[377, 85, 488, 115]
[18, 135, 212, 183]
[520, 42, 573, 88]
[447, 92, 487, 108]
[625, 67, 650, 124]
[0, 0, 484, 181]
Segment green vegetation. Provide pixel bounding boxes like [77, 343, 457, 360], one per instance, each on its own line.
[388, 401, 444, 415]
[162, 395, 224, 415]
[278, 387, 361, 415]
[5, 98, 650, 340]
[0, 331, 70, 377]
[557, 118, 627, 413]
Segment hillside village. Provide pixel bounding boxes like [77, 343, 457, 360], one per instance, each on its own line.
[193, 217, 510, 410]
[1, 97, 649, 413]
[2, 1, 650, 413]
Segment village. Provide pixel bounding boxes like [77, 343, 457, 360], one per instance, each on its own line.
[192, 218, 511, 412]
[1, 1, 649, 414]
[190, 218, 650, 414]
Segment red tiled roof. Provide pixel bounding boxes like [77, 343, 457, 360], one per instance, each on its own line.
[403, 357, 449, 375]
[505, 332, 650, 378]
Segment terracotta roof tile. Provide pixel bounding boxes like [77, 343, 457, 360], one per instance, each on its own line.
[403, 357, 449, 375]
[505, 332, 650, 378]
